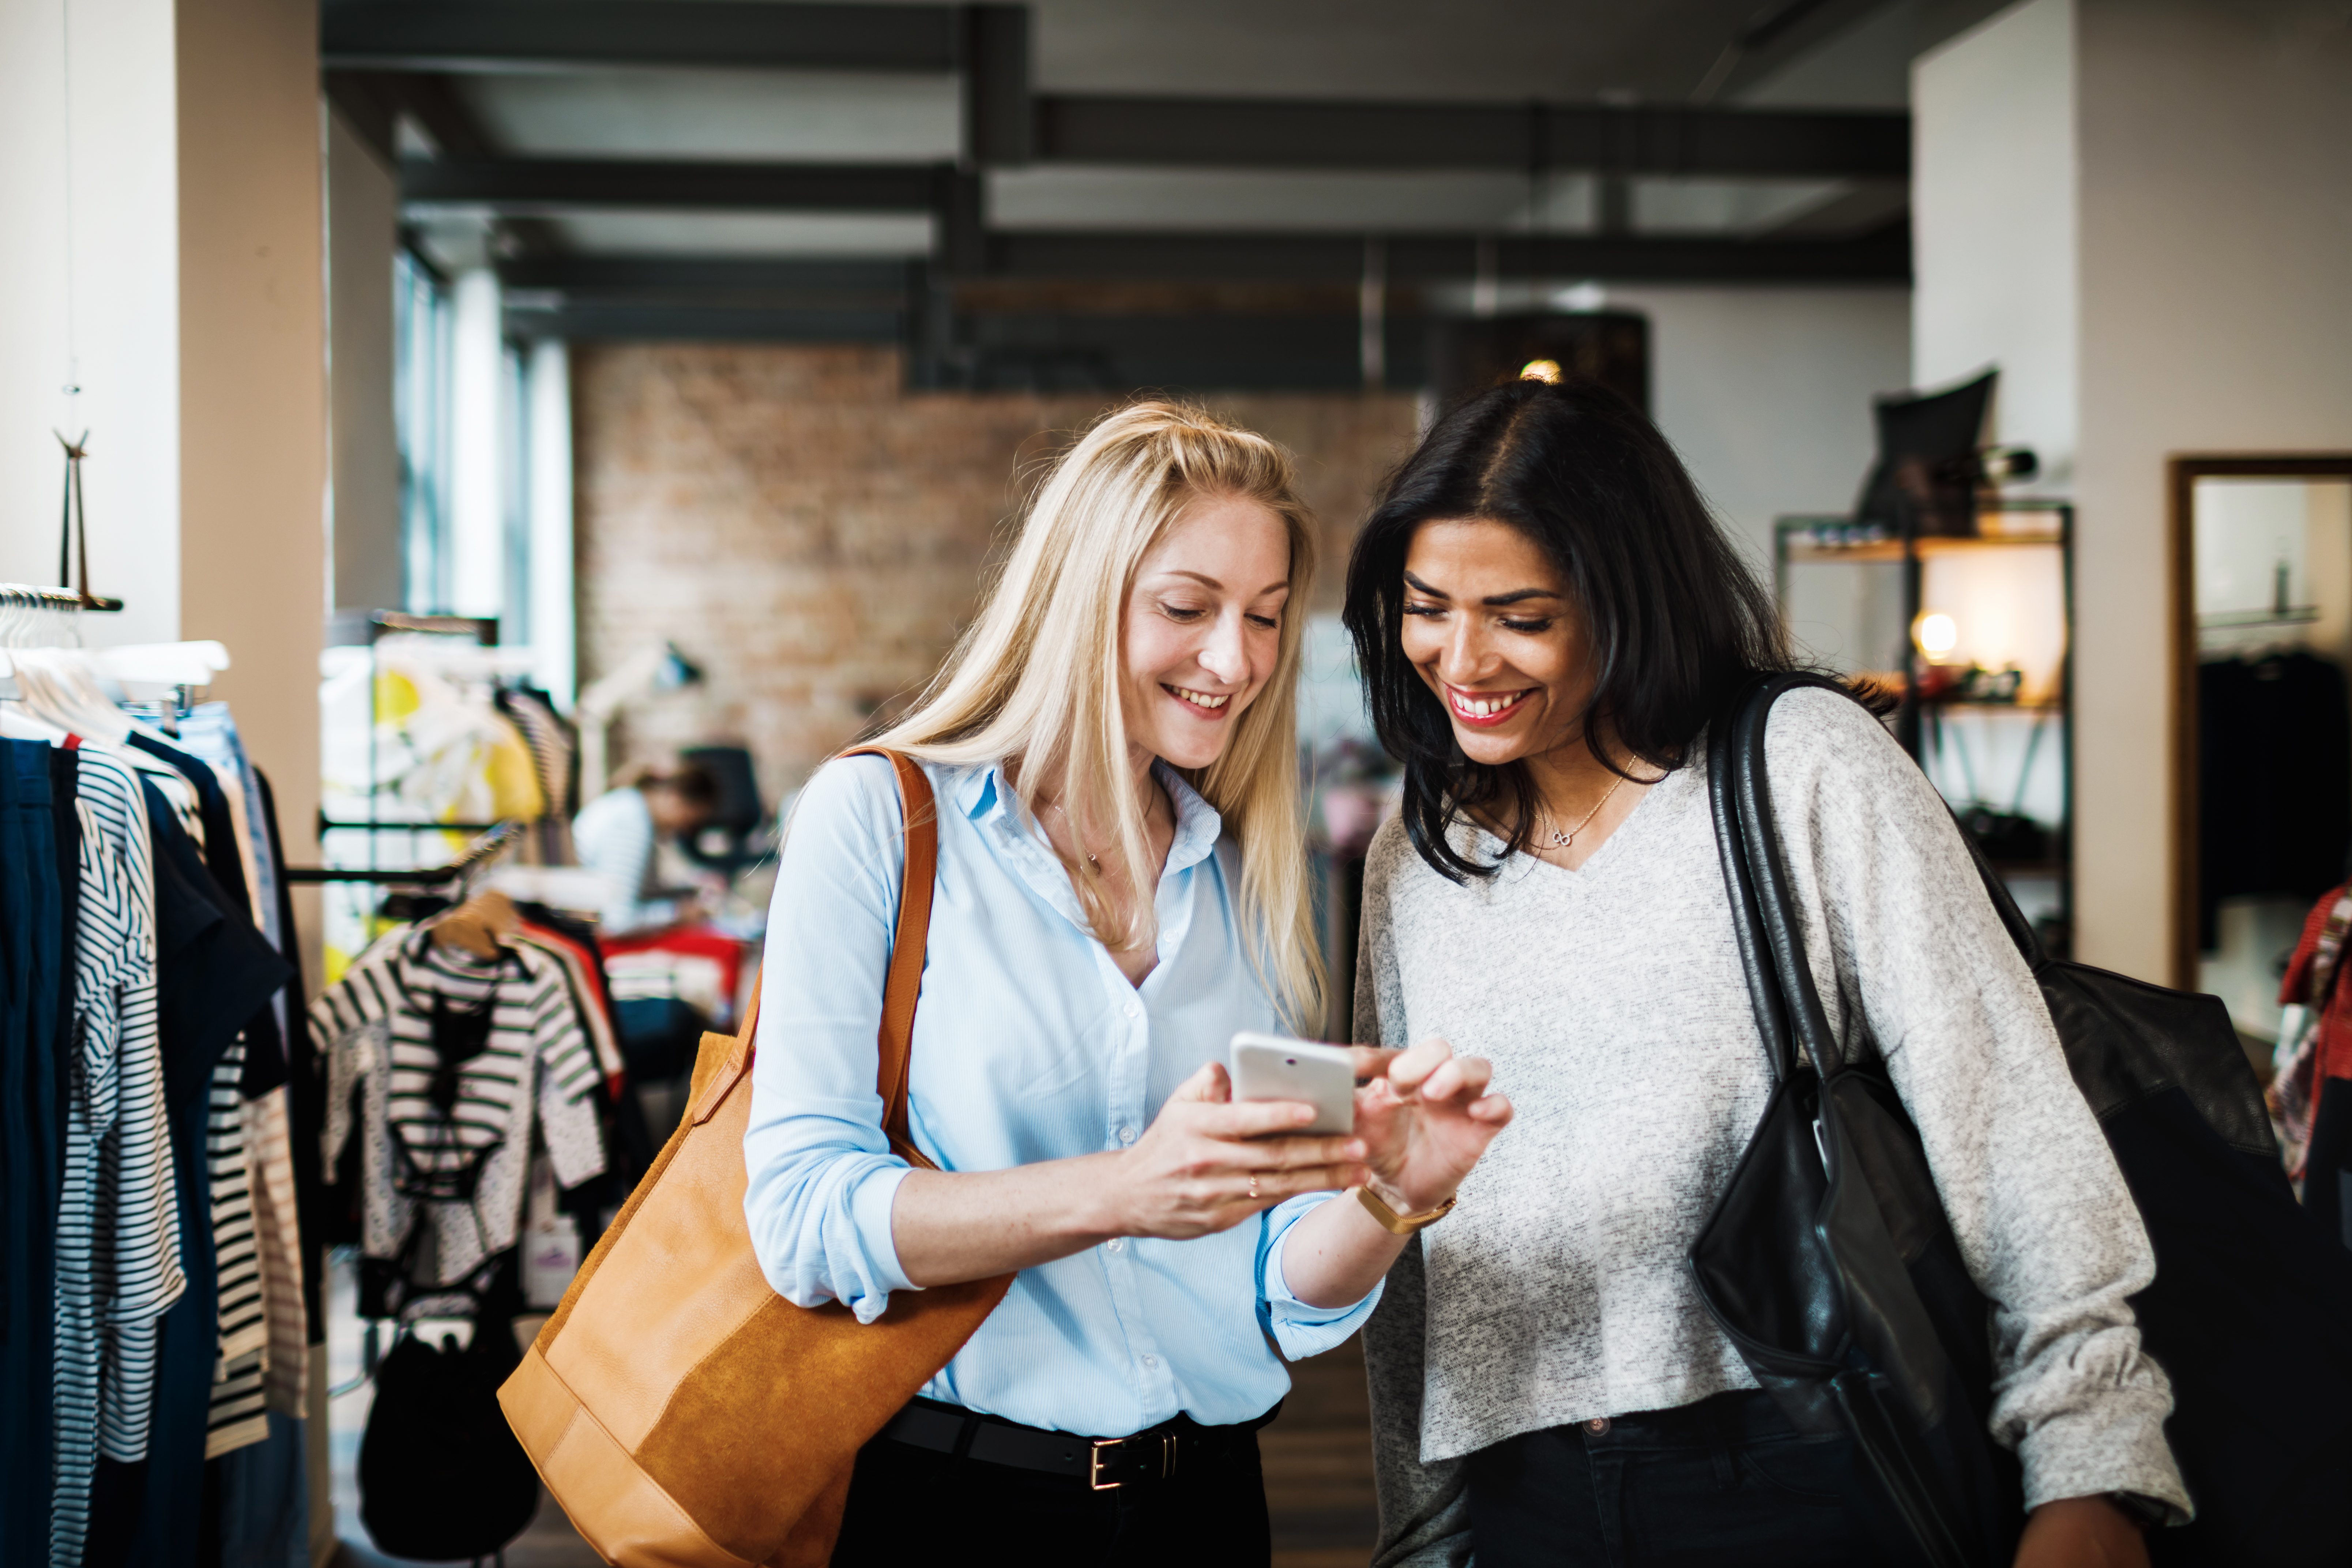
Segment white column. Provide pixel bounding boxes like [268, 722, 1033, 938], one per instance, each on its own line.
[526, 337, 576, 708]
[447, 264, 505, 621]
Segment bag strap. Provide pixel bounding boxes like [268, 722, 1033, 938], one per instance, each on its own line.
[839, 746, 941, 1169]
[686, 747, 940, 1172]
[1713, 672, 2047, 1085]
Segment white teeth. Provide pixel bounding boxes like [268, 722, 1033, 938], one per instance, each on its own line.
[1167, 685, 1230, 710]
[1455, 691, 1523, 718]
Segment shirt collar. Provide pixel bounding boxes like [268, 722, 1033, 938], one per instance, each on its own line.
[958, 757, 1224, 874]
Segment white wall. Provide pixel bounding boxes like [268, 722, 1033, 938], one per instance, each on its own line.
[1610, 285, 1915, 568]
[0, 0, 181, 644]
[1913, 0, 2079, 487]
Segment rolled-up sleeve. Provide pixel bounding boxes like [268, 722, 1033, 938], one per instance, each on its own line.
[1255, 1193, 1384, 1359]
[742, 755, 919, 1323]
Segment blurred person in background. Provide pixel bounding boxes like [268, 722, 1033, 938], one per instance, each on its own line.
[574, 761, 721, 935]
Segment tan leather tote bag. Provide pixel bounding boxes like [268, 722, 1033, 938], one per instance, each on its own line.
[500, 749, 1012, 1567]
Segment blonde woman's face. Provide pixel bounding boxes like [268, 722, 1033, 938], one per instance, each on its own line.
[1121, 494, 1292, 771]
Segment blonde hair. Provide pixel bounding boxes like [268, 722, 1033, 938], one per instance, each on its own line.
[873, 400, 1324, 1029]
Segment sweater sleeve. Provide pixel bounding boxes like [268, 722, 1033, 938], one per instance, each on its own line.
[1766, 689, 2189, 1519]
[1355, 823, 1475, 1568]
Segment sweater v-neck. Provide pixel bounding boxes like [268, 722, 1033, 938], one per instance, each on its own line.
[1463, 758, 1691, 885]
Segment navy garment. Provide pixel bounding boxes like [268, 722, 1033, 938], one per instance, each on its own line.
[53, 747, 81, 1152]
[217, 1411, 308, 1568]
[128, 732, 288, 1095]
[1462, 1391, 1893, 1568]
[123, 783, 293, 1568]
[2, 740, 67, 1568]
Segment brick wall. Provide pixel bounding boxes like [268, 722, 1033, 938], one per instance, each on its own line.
[573, 342, 1420, 803]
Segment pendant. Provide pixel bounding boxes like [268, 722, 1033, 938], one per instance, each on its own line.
[1550, 829, 1573, 848]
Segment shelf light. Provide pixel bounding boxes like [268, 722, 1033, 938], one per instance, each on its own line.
[1519, 359, 1562, 384]
[1913, 611, 1959, 660]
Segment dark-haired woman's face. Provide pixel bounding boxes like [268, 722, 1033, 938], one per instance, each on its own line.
[1398, 518, 1591, 769]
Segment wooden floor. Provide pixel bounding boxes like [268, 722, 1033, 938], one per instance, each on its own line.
[1263, 1333, 1381, 1567]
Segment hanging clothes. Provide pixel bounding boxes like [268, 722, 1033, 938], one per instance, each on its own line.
[6, 648, 316, 1568]
[2, 739, 69, 1568]
[121, 777, 293, 1568]
[497, 685, 578, 865]
[2199, 651, 2352, 948]
[2281, 885, 2352, 1244]
[313, 928, 606, 1297]
[178, 708, 309, 1418]
[49, 742, 177, 1568]
[515, 915, 624, 1089]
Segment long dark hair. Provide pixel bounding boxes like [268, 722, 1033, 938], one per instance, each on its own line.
[1342, 377, 1794, 882]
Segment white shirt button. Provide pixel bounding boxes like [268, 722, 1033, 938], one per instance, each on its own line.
[1117, 1125, 1136, 1145]
[1140, 1353, 1157, 1368]
[1126, 1003, 1140, 1019]
[1106, 1237, 1126, 1254]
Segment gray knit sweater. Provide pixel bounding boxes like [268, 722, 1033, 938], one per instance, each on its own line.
[1355, 688, 2188, 1564]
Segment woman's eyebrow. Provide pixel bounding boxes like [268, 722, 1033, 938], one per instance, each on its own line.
[1160, 569, 1291, 596]
[1403, 570, 1559, 608]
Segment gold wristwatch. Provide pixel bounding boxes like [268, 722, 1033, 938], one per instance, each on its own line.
[1355, 1185, 1458, 1236]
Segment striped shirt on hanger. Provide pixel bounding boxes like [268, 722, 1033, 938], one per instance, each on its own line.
[48, 745, 177, 1568]
[314, 930, 606, 1287]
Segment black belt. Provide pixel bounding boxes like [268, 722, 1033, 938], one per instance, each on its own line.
[878, 1395, 1280, 1491]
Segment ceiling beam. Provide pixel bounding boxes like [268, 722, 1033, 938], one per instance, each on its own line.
[1034, 96, 1907, 178]
[983, 229, 1910, 284]
[498, 256, 919, 294]
[402, 157, 958, 214]
[321, 1, 965, 74]
[490, 228, 1907, 293]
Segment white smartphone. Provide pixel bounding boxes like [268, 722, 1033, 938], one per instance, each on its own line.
[1230, 1032, 1357, 1136]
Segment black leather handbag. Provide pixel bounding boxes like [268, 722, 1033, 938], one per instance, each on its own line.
[1691, 673, 2352, 1568]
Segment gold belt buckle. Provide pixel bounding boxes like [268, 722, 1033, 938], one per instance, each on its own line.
[1088, 1437, 1125, 1490]
[1088, 1432, 1178, 1490]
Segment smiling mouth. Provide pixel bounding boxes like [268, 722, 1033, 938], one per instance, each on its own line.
[1164, 683, 1234, 715]
[1447, 686, 1532, 726]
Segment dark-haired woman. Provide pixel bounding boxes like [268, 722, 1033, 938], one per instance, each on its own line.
[1343, 380, 2186, 1567]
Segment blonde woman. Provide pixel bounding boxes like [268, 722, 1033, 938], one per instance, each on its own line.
[742, 402, 1512, 1567]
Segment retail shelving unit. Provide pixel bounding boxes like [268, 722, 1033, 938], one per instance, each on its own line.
[1774, 499, 2076, 954]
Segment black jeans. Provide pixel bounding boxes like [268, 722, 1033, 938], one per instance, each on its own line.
[1465, 1389, 1893, 1567]
[832, 1414, 1272, 1568]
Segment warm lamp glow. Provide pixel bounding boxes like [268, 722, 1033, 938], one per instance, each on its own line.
[1914, 611, 1959, 659]
[1519, 359, 1563, 384]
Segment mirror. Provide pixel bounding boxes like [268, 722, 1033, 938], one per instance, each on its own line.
[2173, 458, 2352, 1049]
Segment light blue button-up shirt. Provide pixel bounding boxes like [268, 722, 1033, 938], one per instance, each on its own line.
[742, 753, 1378, 1436]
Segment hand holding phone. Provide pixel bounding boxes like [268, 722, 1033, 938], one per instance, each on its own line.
[1229, 1032, 1357, 1136]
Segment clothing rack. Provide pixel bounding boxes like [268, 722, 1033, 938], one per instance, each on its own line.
[286, 819, 525, 884]
[0, 582, 124, 614]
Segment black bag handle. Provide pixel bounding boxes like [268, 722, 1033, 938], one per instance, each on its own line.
[1719, 671, 2050, 1082]
[1719, 672, 1863, 1081]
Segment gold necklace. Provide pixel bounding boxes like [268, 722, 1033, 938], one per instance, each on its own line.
[1044, 792, 1160, 869]
[1539, 772, 1628, 849]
